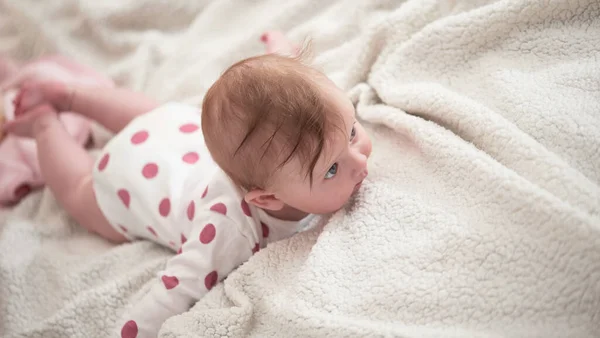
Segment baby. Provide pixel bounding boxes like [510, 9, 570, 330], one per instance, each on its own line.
[3, 32, 372, 337]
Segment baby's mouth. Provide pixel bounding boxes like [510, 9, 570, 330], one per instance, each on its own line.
[354, 169, 369, 191]
[353, 169, 368, 193]
[353, 180, 363, 193]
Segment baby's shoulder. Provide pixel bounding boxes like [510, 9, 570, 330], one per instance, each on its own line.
[195, 170, 247, 220]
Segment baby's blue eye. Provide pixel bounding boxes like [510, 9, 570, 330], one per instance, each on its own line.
[350, 126, 356, 140]
[325, 163, 338, 179]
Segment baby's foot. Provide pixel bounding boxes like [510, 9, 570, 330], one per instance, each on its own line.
[12, 80, 72, 117]
[261, 31, 300, 57]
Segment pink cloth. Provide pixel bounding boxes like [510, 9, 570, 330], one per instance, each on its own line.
[0, 56, 114, 206]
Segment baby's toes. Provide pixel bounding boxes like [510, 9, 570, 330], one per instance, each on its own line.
[15, 87, 43, 116]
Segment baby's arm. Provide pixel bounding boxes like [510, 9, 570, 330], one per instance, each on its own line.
[118, 211, 254, 338]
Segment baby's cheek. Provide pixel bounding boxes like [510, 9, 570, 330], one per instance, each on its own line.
[315, 194, 342, 214]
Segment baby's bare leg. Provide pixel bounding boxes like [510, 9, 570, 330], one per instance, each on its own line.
[32, 105, 126, 243]
[14, 81, 158, 135]
[67, 84, 159, 133]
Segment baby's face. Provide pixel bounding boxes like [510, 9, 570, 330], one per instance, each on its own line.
[273, 78, 372, 215]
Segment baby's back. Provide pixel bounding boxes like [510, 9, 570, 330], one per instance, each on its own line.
[92, 103, 233, 248]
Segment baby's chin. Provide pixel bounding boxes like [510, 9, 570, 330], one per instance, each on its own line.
[293, 186, 363, 215]
[301, 202, 345, 215]
[316, 194, 360, 215]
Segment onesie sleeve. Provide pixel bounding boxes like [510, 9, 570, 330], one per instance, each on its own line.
[116, 210, 254, 338]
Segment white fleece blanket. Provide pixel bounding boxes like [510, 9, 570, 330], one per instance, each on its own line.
[1, 0, 599, 337]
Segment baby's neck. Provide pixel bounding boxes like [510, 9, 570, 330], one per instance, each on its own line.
[264, 204, 308, 222]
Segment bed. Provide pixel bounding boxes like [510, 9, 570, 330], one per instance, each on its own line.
[1, 0, 599, 337]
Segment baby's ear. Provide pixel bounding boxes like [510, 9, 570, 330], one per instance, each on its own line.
[245, 189, 284, 211]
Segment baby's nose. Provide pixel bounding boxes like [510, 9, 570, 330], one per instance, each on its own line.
[356, 168, 368, 181]
[361, 138, 373, 159]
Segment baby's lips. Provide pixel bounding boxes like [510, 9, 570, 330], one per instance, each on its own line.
[13, 184, 31, 200]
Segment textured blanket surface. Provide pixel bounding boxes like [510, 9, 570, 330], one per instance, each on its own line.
[0, 0, 599, 337]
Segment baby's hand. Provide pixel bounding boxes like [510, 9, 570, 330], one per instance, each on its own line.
[13, 80, 72, 118]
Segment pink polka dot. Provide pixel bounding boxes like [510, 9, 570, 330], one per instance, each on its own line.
[169, 241, 175, 247]
[117, 189, 130, 208]
[182, 152, 199, 164]
[252, 243, 260, 254]
[202, 186, 208, 199]
[210, 203, 227, 215]
[142, 163, 159, 179]
[98, 153, 110, 171]
[204, 271, 218, 290]
[177, 247, 182, 254]
[200, 224, 216, 244]
[147, 226, 157, 237]
[161, 275, 179, 290]
[241, 199, 251, 217]
[187, 201, 195, 221]
[181, 233, 187, 244]
[179, 123, 199, 133]
[118, 225, 128, 233]
[159, 198, 171, 217]
[131, 130, 149, 144]
[121, 320, 138, 338]
[261, 222, 270, 238]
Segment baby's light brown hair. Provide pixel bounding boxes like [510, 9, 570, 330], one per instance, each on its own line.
[201, 53, 343, 191]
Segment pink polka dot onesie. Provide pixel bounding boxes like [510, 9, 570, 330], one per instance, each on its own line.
[93, 102, 317, 337]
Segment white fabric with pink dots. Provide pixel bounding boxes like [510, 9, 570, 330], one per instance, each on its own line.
[92, 102, 312, 338]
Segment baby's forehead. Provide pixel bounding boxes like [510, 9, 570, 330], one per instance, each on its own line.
[277, 124, 347, 180]
[318, 126, 349, 163]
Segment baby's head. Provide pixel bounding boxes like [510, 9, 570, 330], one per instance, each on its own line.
[202, 54, 372, 218]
